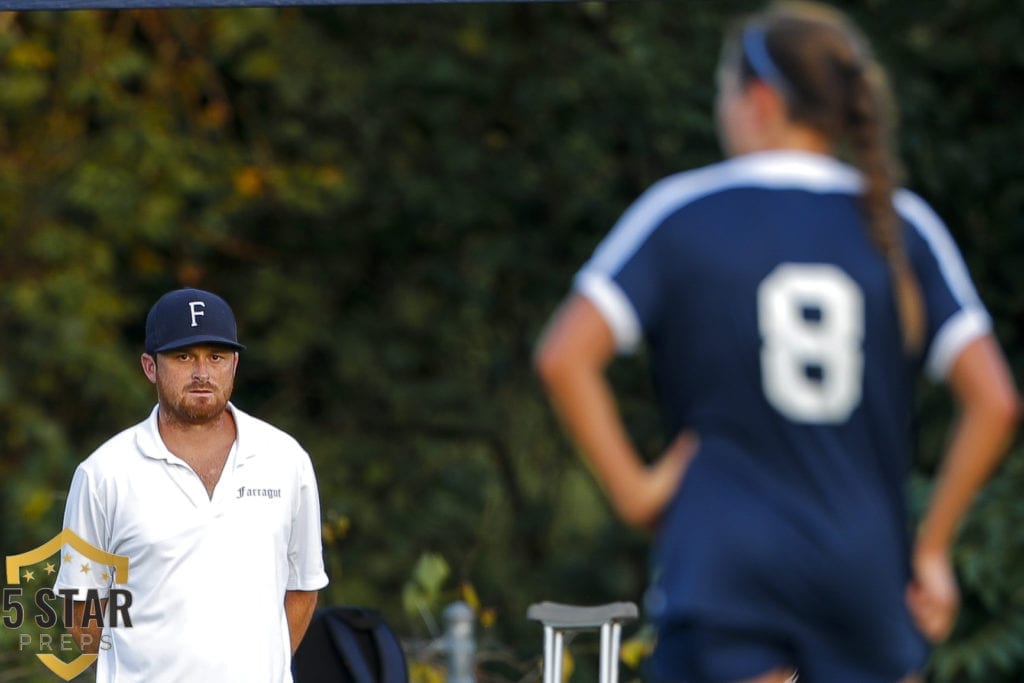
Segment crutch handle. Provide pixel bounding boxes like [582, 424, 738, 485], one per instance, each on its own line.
[527, 601, 638, 629]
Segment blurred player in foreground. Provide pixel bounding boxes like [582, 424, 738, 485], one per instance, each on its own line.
[535, 2, 1018, 681]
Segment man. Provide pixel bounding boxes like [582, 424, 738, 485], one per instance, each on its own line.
[55, 288, 329, 682]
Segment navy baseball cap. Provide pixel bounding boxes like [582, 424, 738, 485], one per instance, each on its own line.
[145, 288, 246, 355]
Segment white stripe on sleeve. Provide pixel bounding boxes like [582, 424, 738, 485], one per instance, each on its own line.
[895, 189, 992, 380]
[926, 308, 992, 380]
[574, 270, 643, 354]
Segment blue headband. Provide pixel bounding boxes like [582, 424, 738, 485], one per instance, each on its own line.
[742, 26, 792, 98]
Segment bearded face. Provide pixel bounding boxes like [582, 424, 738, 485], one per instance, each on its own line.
[150, 347, 238, 426]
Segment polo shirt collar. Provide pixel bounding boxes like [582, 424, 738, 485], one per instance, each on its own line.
[135, 402, 257, 464]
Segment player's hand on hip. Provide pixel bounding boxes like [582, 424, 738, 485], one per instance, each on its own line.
[617, 431, 698, 529]
[906, 547, 960, 642]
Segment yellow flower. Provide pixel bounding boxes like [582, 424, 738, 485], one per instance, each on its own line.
[233, 167, 264, 198]
[408, 662, 445, 683]
[620, 624, 657, 670]
[459, 581, 481, 613]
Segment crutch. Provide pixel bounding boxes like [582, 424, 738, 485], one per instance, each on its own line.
[527, 601, 638, 683]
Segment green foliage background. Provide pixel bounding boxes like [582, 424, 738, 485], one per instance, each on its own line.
[0, 2, 1021, 681]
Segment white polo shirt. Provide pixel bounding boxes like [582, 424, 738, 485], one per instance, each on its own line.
[55, 403, 330, 682]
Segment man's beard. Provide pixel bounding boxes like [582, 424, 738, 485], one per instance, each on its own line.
[158, 381, 233, 426]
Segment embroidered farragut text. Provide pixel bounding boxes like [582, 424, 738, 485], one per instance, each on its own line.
[236, 487, 282, 500]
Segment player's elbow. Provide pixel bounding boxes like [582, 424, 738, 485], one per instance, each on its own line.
[533, 337, 570, 388]
[971, 379, 1022, 443]
[990, 385, 1022, 434]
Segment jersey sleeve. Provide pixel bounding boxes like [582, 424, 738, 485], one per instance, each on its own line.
[896, 190, 992, 380]
[54, 465, 114, 600]
[574, 180, 680, 354]
[286, 451, 329, 592]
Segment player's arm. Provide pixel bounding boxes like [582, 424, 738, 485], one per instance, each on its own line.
[534, 293, 695, 529]
[908, 333, 1020, 641]
[58, 467, 111, 655]
[284, 589, 318, 653]
[69, 598, 107, 654]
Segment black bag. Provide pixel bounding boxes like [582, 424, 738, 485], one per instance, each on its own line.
[292, 606, 409, 683]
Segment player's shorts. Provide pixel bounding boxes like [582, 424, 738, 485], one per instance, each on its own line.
[650, 619, 791, 681]
[649, 617, 919, 682]
[646, 438, 929, 682]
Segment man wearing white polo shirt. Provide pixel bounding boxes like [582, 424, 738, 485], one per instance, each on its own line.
[55, 288, 329, 682]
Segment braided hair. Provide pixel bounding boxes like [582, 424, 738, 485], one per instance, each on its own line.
[728, 1, 926, 353]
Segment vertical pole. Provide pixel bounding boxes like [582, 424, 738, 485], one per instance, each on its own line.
[444, 601, 476, 683]
[602, 622, 622, 683]
[599, 623, 612, 683]
[543, 626, 564, 683]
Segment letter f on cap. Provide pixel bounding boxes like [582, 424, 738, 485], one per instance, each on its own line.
[188, 301, 206, 327]
[145, 288, 245, 355]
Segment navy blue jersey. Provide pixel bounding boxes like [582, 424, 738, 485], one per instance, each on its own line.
[575, 151, 990, 676]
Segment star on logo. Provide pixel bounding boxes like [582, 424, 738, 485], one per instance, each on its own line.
[80, 563, 92, 574]
[22, 569, 35, 582]
[64, 552, 72, 562]
[43, 562, 57, 575]
[101, 572, 110, 582]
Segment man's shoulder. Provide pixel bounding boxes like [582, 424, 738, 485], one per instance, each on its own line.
[231, 404, 309, 459]
[77, 413, 152, 472]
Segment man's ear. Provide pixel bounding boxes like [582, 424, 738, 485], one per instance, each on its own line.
[141, 353, 158, 384]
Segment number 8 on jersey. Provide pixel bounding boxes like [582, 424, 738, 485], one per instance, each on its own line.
[758, 263, 865, 424]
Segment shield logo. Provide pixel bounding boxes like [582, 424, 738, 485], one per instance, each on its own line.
[5, 528, 130, 681]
